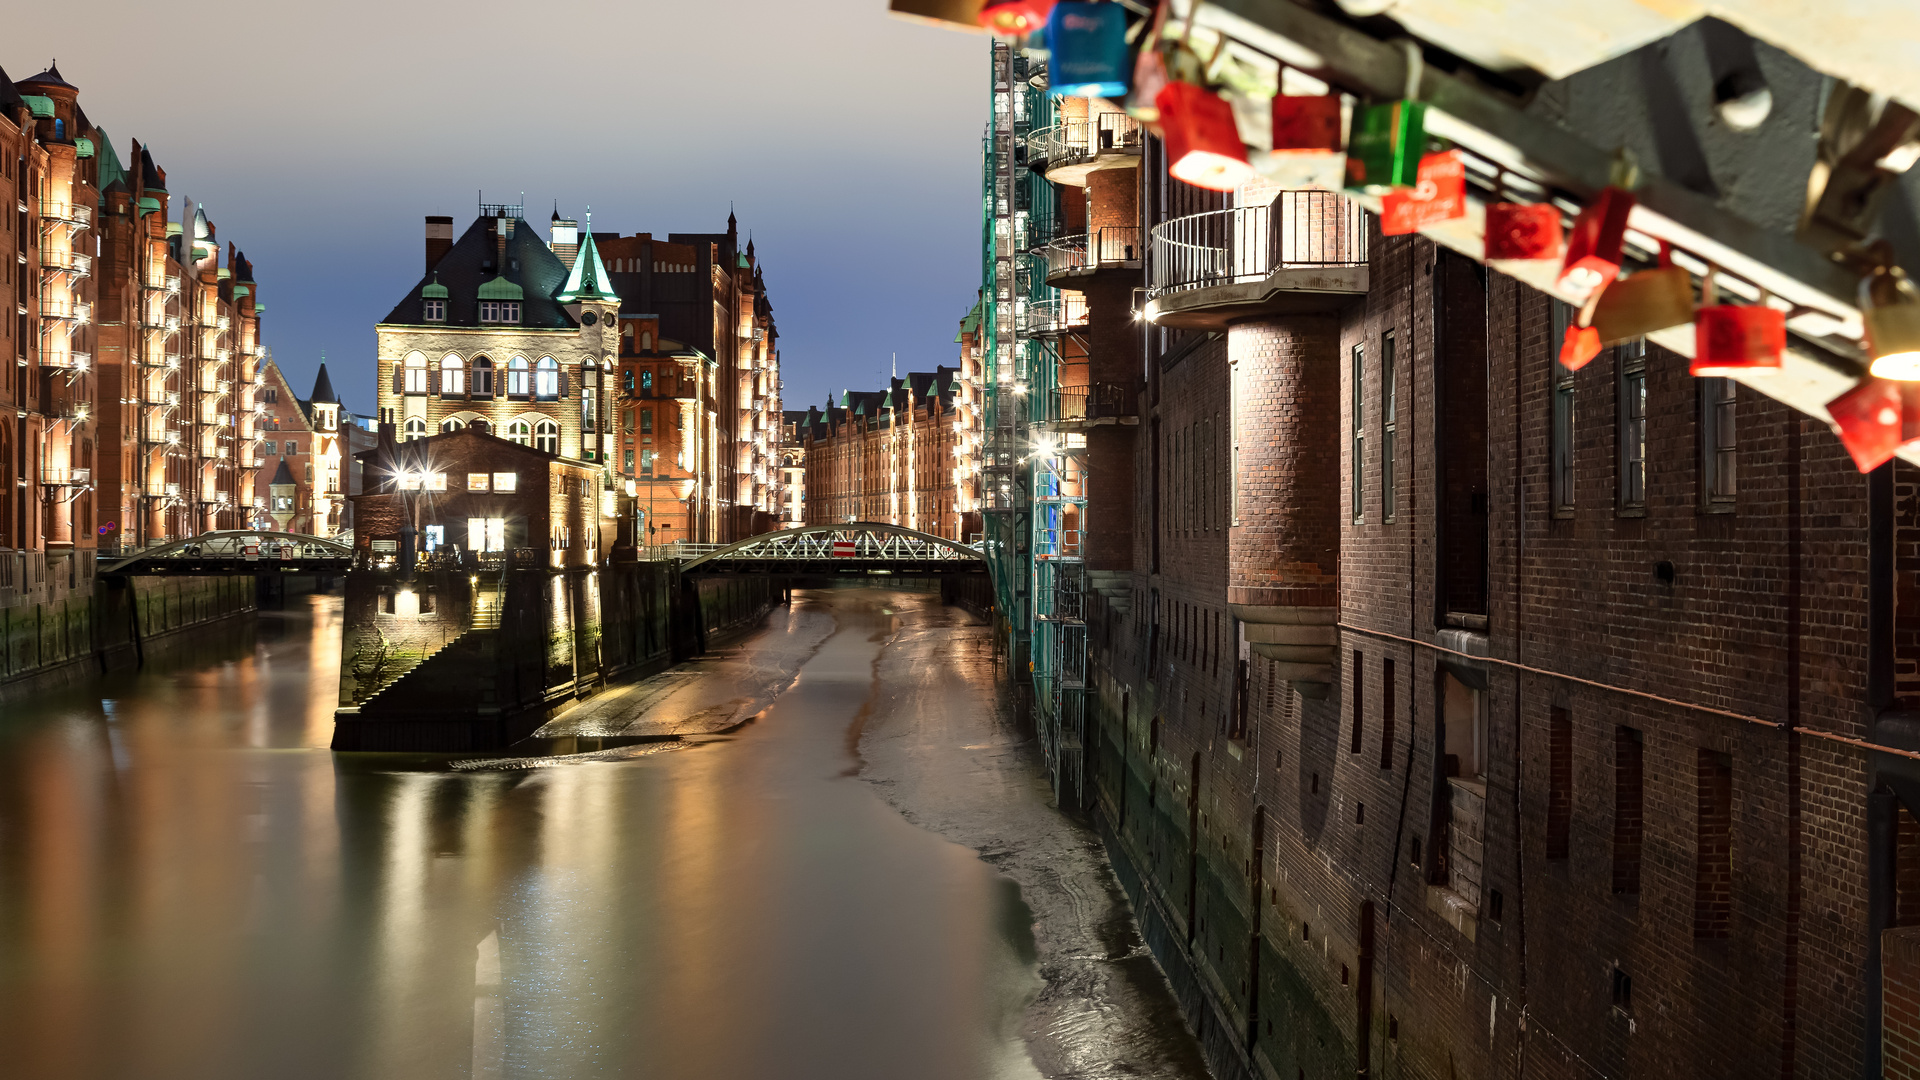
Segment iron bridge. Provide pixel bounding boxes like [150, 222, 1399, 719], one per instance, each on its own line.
[99, 531, 355, 576]
[673, 523, 987, 575]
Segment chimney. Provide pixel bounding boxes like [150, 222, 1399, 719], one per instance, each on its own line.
[377, 420, 396, 451]
[425, 216, 454, 272]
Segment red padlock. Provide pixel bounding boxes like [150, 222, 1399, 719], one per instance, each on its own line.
[1484, 203, 1563, 262]
[1826, 377, 1905, 473]
[1156, 81, 1254, 192]
[1559, 187, 1635, 295]
[978, 0, 1055, 36]
[1270, 94, 1342, 154]
[1559, 325, 1602, 372]
[1380, 151, 1466, 237]
[1691, 305, 1784, 376]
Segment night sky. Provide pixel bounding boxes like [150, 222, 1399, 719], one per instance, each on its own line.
[8, 0, 987, 415]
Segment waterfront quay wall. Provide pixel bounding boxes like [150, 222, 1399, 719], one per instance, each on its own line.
[332, 560, 773, 752]
[0, 571, 256, 699]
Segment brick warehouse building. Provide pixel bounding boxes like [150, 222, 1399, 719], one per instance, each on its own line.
[951, 16, 1920, 1080]
[798, 364, 981, 542]
[253, 359, 375, 534]
[1, 59, 267, 692]
[375, 203, 779, 545]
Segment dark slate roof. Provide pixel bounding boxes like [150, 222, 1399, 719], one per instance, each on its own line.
[138, 144, 164, 194]
[270, 459, 295, 485]
[0, 65, 25, 119]
[310, 363, 338, 405]
[380, 215, 574, 329]
[22, 62, 74, 90]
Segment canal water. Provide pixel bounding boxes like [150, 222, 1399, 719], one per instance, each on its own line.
[0, 588, 1208, 1080]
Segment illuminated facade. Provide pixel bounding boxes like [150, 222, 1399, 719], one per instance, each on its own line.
[1, 61, 265, 612]
[375, 204, 779, 545]
[798, 361, 980, 542]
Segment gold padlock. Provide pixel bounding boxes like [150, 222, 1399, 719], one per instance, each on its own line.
[1591, 265, 1695, 345]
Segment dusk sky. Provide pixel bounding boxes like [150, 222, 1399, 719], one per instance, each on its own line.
[8, 0, 986, 416]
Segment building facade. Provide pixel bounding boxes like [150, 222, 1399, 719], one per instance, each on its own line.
[1, 61, 264, 612]
[374, 204, 779, 546]
[798, 364, 979, 542]
[779, 410, 806, 529]
[254, 359, 372, 534]
[950, 17, 1920, 1080]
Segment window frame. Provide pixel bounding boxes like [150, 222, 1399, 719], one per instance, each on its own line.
[1551, 301, 1577, 517]
[1616, 339, 1648, 515]
[1381, 330, 1397, 522]
[1700, 376, 1736, 511]
[439, 354, 464, 397]
[422, 299, 446, 323]
[1351, 342, 1365, 524]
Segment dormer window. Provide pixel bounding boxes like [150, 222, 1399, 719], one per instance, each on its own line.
[423, 300, 446, 322]
[479, 301, 520, 324]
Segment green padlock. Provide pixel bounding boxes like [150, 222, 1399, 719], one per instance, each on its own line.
[1344, 100, 1427, 194]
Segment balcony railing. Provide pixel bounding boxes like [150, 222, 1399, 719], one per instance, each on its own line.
[41, 250, 92, 276]
[1041, 383, 1133, 425]
[1025, 294, 1090, 337]
[1041, 226, 1143, 277]
[44, 350, 89, 370]
[43, 203, 91, 227]
[1148, 191, 1368, 299]
[143, 274, 181, 294]
[40, 299, 91, 323]
[1032, 112, 1143, 171]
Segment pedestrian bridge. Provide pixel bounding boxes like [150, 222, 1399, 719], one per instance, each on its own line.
[99, 531, 354, 576]
[672, 523, 986, 575]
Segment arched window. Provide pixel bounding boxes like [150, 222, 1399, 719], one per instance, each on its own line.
[403, 417, 427, 441]
[469, 356, 494, 398]
[440, 353, 464, 396]
[403, 351, 428, 394]
[440, 417, 465, 433]
[507, 356, 530, 398]
[535, 357, 559, 399]
[641, 331, 653, 351]
[505, 418, 532, 446]
[534, 419, 559, 454]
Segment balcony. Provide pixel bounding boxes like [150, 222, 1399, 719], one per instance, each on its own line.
[40, 298, 91, 325]
[1034, 383, 1137, 430]
[144, 313, 181, 333]
[41, 250, 92, 278]
[1028, 112, 1143, 186]
[144, 274, 181, 294]
[1144, 191, 1370, 330]
[42, 203, 91, 228]
[43, 350, 89, 370]
[215, 315, 231, 332]
[1040, 226, 1142, 286]
[1025, 294, 1090, 338]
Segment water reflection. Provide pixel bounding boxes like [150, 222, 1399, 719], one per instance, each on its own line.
[0, 591, 1046, 1080]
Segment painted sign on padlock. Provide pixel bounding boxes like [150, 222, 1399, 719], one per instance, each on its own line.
[1380, 151, 1465, 236]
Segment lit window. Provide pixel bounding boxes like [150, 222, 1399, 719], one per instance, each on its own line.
[402, 351, 429, 395]
[505, 419, 531, 446]
[440, 354, 464, 396]
[534, 419, 559, 454]
[423, 299, 446, 322]
[507, 356, 530, 397]
[641, 370, 653, 392]
[493, 472, 518, 492]
[440, 417, 464, 433]
[423, 524, 445, 550]
[535, 357, 560, 399]
[467, 516, 507, 552]
[467, 473, 491, 492]
[403, 417, 426, 441]
[424, 473, 447, 492]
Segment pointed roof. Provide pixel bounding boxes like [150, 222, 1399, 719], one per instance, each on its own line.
[22, 62, 74, 90]
[380, 214, 573, 328]
[310, 363, 338, 405]
[556, 213, 618, 302]
[138, 144, 165, 194]
[270, 459, 295, 485]
[96, 129, 125, 193]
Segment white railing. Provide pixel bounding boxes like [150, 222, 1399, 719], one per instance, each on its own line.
[1035, 113, 1142, 168]
[1040, 227, 1143, 277]
[1148, 191, 1369, 299]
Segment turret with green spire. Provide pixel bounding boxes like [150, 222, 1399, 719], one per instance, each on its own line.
[556, 210, 619, 303]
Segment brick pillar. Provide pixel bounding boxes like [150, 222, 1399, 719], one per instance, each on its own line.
[1227, 315, 1340, 686]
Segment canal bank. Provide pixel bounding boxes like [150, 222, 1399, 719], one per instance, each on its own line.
[0, 573, 257, 701]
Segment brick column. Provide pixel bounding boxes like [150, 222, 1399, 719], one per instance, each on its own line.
[1227, 315, 1340, 686]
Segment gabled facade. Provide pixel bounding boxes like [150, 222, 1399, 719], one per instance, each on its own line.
[376, 203, 781, 545]
[253, 359, 369, 535]
[798, 365, 977, 541]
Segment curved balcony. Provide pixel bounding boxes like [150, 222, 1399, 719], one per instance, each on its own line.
[1040, 226, 1142, 286]
[41, 250, 92, 278]
[1030, 113, 1143, 186]
[1144, 192, 1370, 330]
[42, 203, 91, 229]
[1024, 295, 1090, 338]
